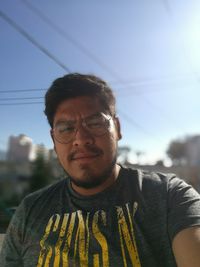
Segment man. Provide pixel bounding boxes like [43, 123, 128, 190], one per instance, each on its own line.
[1, 73, 200, 266]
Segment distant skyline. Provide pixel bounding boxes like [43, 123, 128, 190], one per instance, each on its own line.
[1, 0, 200, 165]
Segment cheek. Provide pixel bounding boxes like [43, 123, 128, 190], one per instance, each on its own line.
[101, 134, 118, 157]
[54, 143, 69, 164]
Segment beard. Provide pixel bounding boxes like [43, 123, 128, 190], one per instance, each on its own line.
[66, 155, 117, 189]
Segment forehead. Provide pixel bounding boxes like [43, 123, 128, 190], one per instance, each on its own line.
[54, 96, 105, 121]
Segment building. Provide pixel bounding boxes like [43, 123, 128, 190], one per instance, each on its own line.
[7, 134, 34, 162]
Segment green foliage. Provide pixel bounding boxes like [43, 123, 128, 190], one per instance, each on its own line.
[29, 152, 53, 193]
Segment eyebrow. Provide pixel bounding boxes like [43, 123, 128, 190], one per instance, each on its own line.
[54, 112, 102, 127]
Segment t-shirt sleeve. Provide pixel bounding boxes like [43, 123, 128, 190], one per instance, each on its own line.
[167, 175, 200, 241]
[0, 200, 25, 267]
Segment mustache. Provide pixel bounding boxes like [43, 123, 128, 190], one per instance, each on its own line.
[68, 145, 103, 161]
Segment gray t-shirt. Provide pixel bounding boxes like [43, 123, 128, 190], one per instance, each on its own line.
[1, 167, 200, 266]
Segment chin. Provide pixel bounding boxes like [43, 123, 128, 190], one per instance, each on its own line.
[70, 175, 107, 189]
[69, 168, 103, 188]
[68, 159, 117, 189]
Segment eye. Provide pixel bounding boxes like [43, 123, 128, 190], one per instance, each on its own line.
[87, 118, 105, 129]
[87, 122, 102, 128]
[57, 124, 75, 133]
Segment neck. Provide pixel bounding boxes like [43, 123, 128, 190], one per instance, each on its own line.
[71, 164, 121, 196]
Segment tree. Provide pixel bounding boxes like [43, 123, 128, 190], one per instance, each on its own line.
[166, 139, 186, 166]
[29, 151, 53, 193]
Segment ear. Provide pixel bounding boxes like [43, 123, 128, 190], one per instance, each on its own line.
[50, 129, 57, 153]
[114, 117, 122, 140]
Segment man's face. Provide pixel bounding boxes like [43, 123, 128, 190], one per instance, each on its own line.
[52, 96, 121, 190]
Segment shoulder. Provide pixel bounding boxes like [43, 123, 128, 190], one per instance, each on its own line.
[7, 179, 67, 232]
[120, 165, 200, 202]
[20, 178, 67, 211]
[5, 179, 68, 236]
[120, 165, 177, 190]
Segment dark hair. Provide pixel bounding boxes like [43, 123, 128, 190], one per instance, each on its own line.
[44, 73, 116, 128]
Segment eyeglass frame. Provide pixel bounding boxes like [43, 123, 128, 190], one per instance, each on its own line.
[51, 112, 115, 144]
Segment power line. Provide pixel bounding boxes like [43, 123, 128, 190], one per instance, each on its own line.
[0, 85, 187, 133]
[110, 72, 194, 86]
[0, 3, 182, 144]
[0, 102, 43, 106]
[0, 96, 43, 101]
[0, 88, 46, 93]
[21, 0, 124, 82]
[118, 109, 163, 141]
[0, 73, 194, 94]
[162, 0, 200, 82]
[139, 95, 186, 132]
[0, 9, 71, 73]
[115, 82, 197, 97]
[0, 98, 163, 142]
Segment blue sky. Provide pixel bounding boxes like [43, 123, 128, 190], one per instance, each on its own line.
[0, 0, 200, 164]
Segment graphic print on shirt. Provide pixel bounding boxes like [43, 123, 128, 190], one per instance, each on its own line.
[36, 202, 141, 267]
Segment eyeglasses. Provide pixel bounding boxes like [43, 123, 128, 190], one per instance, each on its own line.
[52, 113, 113, 144]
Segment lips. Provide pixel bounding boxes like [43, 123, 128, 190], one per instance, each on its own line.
[72, 152, 100, 160]
[69, 147, 103, 162]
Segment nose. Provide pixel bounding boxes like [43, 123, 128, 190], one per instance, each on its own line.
[72, 124, 94, 146]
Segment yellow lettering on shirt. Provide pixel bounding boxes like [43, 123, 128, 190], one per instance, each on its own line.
[62, 212, 76, 267]
[73, 210, 89, 266]
[116, 203, 141, 267]
[92, 210, 109, 267]
[37, 214, 60, 267]
[36, 202, 140, 266]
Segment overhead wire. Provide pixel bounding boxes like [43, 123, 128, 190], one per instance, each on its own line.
[138, 95, 186, 132]
[0, 88, 46, 93]
[0, 96, 44, 105]
[162, 0, 200, 82]
[116, 1, 197, 135]
[0, 9, 71, 73]
[0, 72, 195, 95]
[0, 73, 191, 94]
[118, 109, 162, 141]
[0, 97, 43, 101]
[20, 0, 124, 82]
[0, 102, 43, 106]
[0, 2, 184, 143]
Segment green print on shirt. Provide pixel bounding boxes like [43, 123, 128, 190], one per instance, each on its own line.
[36, 202, 141, 267]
